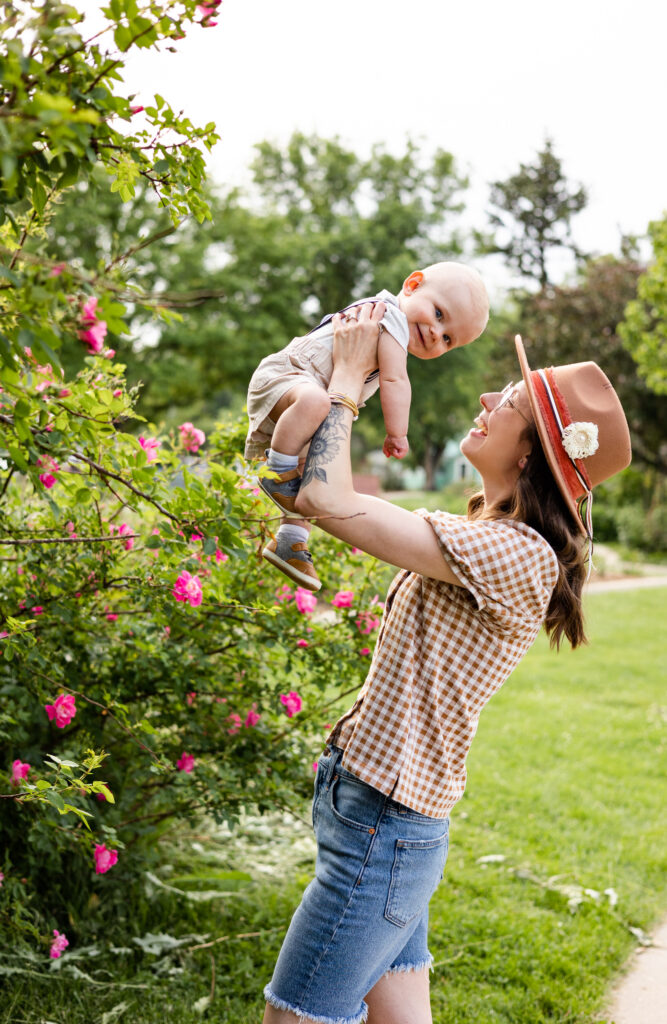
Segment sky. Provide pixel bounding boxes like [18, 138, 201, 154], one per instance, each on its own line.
[86, 0, 666, 297]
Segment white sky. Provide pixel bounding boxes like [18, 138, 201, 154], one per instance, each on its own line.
[87, 0, 666, 296]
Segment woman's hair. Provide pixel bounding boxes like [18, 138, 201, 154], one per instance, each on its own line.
[467, 423, 588, 649]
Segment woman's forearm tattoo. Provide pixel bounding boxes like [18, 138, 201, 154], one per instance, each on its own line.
[302, 405, 349, 487]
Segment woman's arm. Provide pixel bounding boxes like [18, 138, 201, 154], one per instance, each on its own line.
[295, 304, 465, 587]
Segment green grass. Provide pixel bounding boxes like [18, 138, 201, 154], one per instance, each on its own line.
[3, 588, 666, 1024]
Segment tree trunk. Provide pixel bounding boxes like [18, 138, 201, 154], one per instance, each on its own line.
[423, 443, 445, 491]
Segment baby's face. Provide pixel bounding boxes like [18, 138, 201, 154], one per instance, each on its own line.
[399, 268, 488, 361]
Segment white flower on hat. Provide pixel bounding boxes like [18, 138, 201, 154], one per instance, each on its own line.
[561, 421, 599, 460]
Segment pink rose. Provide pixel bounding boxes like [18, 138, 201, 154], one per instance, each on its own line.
[275, 584, 294, 604]
[332, 590, 355, 608]
[186, 691, 196, 706]
[312, 761, 319, 772]
[50, 263, 66, 277]
[130, 105, 144, 114]
[280, 691, 302, 718]
[177, 752, 195, 773]
[355, 611, 380, 635]
[138, 436, 160, 463]
[296, 639, 309, 648]
[45, 693, 77, 728]
[50, 929, 69, 959]
[360, 647, 371, 657]
[94, 843, 118, 874]
[11, 759, 31, 785]
[294, 588, 317, 615]
[244, 704, 260, 728]
[37, 455, 59, 489]
[172, 571, 203, 607]
[227, 712, 242, 735]
[118, 522, 135, 551]
[78, 320, 107, 354]
[0, 872, 4, 886]
[81, 297, 99, 322]
[179, 422, 206, 453]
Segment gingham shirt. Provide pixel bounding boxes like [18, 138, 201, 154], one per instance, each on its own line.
[328, 510, 559, 818]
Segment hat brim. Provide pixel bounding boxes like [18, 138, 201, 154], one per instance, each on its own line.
[514, 334, 587, 535]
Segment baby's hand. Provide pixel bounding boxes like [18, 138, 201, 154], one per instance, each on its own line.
[383, 435, 409, 460]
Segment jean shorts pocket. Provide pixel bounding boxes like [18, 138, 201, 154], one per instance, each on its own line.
[329, 771, 381, 832]
[384, 834, 449, 927]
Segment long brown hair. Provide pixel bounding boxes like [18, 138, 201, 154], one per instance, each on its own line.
[467, 423, 588, 649]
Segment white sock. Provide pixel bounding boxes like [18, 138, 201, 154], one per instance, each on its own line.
[267, 448, 298, 472]
[277, 524, 309, 546]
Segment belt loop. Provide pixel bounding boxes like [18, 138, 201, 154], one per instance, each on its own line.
[325, 747, 342, 787]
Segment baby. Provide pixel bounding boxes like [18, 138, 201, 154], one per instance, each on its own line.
[245, 261, 489, 592]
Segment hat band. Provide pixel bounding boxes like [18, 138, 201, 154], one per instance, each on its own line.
[532, 368, 594, 542]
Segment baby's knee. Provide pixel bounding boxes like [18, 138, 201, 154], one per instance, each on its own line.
[295, 386, 331, 419]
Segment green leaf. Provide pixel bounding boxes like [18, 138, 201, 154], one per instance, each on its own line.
[13, 399, 31, 418]
[8, 447, 28, 472]
[45, 789, 66, 812]
[0, 264, 20, 286]
[113, 24, 132, 49]
[32, 182, 47, 217]
[92, 782, 115, 804]
[35, 779, 51, 791]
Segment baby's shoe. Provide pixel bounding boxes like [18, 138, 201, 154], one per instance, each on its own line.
[258, 457, 301, 517]
[263, 536, 321, 592]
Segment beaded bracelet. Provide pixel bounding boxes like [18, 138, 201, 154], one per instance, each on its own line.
[328, 392, 360, 418]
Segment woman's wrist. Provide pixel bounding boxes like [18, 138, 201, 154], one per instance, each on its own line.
[328, 369, 366, 406]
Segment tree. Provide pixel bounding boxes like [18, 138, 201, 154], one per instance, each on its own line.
[619, 214, 667, 395]
[479, 139, 588, 287]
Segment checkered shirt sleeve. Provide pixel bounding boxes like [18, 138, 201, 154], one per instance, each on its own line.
[329, 513, 559, 818]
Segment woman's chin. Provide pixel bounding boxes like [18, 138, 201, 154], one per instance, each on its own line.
[460, 432, 483, 465]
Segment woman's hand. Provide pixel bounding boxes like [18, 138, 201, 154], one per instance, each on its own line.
[331, 301, 386, 385]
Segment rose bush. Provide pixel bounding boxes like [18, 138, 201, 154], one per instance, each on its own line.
[0, 0, 386, 958]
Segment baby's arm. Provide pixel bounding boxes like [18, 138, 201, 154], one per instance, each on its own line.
[378, 332, 410, 459]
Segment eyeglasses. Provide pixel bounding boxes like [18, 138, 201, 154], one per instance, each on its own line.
[495, 382, 532, 425]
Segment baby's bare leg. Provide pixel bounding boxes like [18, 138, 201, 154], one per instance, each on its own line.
[270, 384, 331, 456]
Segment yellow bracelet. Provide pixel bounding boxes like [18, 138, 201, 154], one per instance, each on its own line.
[328, 392, 359, 418]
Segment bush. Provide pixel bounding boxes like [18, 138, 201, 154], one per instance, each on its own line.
[0, 0, 388, 958]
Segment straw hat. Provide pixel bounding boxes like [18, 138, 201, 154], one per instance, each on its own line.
[515, 334, 632, 537]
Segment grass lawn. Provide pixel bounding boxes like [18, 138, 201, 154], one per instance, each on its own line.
[4, 588, 666, 1024]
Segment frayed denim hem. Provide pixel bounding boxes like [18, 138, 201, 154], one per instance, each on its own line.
[264, 984, 368, 1024]
[384, 953, 434, 976]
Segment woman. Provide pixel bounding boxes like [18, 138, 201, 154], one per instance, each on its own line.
[263, 302, 631, 1024]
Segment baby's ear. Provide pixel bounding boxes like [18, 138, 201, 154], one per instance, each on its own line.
[402, 270, 424, 294]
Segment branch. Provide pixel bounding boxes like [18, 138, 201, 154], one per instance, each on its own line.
[69, 452, 181, 523]
[0, 534, 138, 546]
[104, 224, 179, 274]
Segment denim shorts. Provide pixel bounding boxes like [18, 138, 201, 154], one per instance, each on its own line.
[264, 747, 450, 1024]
